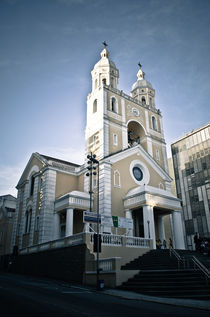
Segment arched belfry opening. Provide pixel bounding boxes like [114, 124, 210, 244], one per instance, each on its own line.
[127, 121, 145, 147]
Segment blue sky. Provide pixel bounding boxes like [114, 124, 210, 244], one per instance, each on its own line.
[0, 0, 210, 196]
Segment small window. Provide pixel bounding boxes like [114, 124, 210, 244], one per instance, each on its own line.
[102, 78, 106, 85]
[159, 183, 164, 189]
[93, 135, 97, 146]
[141, 96, 146, 105]
[93, 99, 97, 113]
[35, 216, 40, 231]
[111, 77, 114, 88]
[114, 170, 120, 187]
[152, 116, 157, 131]
[113, 134, 118, 146]
[30, 175, 35, 196]
[156, 149, 160, 161]
[149, 97, 152, 107]
[25, 209, 32, 234]
[111, 97, 117, 113]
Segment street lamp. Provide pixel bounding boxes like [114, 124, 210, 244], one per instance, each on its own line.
[86, 152, 101, 289]
[147, 220, 150, 239]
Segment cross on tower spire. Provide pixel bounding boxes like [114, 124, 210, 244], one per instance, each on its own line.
[102, 41, 108, 48]
[138, 62, 142, 69]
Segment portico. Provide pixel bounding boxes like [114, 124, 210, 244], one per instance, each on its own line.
[124, 185, 185, 249]
[54, 191, 90, 239]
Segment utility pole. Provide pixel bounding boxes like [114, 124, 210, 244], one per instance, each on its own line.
[86, 153, 101, 289]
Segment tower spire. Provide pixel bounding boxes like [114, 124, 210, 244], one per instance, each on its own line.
[137, 61, 145, 80]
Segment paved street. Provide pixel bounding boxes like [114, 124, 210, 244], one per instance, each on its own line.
[0, 272, 210, 317]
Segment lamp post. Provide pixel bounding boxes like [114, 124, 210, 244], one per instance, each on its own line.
[147, 220, 150, 239]
[86, 152, 100, 289]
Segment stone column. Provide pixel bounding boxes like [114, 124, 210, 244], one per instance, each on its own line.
[143, 205, 156, 249]
[66, 208, 74, 237]
[53, 212, 60, 240]
[172, 211, 185, 249]
[125, 209, 133, 236]
[158, 215, 166, 243]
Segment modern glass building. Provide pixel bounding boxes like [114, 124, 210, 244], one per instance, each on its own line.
[171, 123, 210, 249]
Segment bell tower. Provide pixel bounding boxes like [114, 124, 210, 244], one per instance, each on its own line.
[85, 43, 119, 159]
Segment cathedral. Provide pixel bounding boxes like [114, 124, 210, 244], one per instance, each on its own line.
[11, 46, 185, 269]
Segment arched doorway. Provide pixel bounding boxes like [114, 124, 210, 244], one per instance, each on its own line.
[127, 121, 146, 148]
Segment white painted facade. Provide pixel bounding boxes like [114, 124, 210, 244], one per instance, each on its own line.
[11, 46, 185, 254]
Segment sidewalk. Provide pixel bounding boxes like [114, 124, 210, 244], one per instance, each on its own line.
[104, 288, 210, 311]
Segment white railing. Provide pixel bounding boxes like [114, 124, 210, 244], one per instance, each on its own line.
[90, 232, 123, 246]
[99, 258, 117, 272]
[86, 257, 120, 273]
[89, 232, 150, 248]
[19, 232, 151, 254]
[19, 232, 85, 254]
[125, 236, 151, 248]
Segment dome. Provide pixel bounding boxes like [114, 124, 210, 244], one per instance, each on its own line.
[131, 65, 153, 91]
[132, 78, 153, 91]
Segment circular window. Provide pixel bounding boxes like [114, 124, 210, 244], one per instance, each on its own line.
[133, 166, 143, 181]
[129, 160, 150, 185]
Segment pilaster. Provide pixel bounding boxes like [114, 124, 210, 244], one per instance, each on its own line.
[39, 169, 56, 243]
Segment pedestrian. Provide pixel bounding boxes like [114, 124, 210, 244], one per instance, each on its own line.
[163, 239, 167, 249]
[194, 232, 199, 250]
[169, 238, 173, 248]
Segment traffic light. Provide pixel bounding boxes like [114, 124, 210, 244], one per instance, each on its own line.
[93, 233, 101, 253]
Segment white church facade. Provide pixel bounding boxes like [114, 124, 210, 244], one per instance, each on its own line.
[11, 46, 185, 271]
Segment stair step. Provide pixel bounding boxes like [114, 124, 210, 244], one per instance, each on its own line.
[119, 249, 210, 300]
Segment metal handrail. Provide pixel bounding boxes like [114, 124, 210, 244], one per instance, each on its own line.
[170, 248, 210, 283]
[169, 247, 186, 269]
[191, 256, 210, 283]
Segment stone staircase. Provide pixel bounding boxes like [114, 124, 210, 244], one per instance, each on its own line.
[119, 249, 210, 300]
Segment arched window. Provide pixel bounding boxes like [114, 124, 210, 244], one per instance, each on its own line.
[114, 170, 120, 188]
[111, 77, 114, 88]
[111, 97, 117, 113]
[95, 79, 97, 89]
[25, 208, 32, 233]
[113, 133, 118, 146]
[159, 183, 164, 190]
[102, 78, 106, 85]
[141, 96, 146, 105]
[149, 97, 152, 107]
[152, 116, 157, 131]
[30, 175, 35, 196]
[93, 99, 97, 113]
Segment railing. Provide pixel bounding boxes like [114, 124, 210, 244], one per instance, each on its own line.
[20, 232, 151, 254]
[90, 232, 123, 246]
[86, 257, 120, 273]
[19, 232, 85, 254]
[125, 236, 150, 248]
[89, 232, 151, 248]
[170, 248, 210, 283]
[191, 256, 210, 284]
[169, 247, 186, 269]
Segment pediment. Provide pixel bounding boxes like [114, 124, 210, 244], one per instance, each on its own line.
[104, 145, 172, 182]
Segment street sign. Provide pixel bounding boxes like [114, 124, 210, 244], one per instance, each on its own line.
[112, 216, 133, 229]
[83, 211, 101, 224]
[101, 215, 113, 227]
